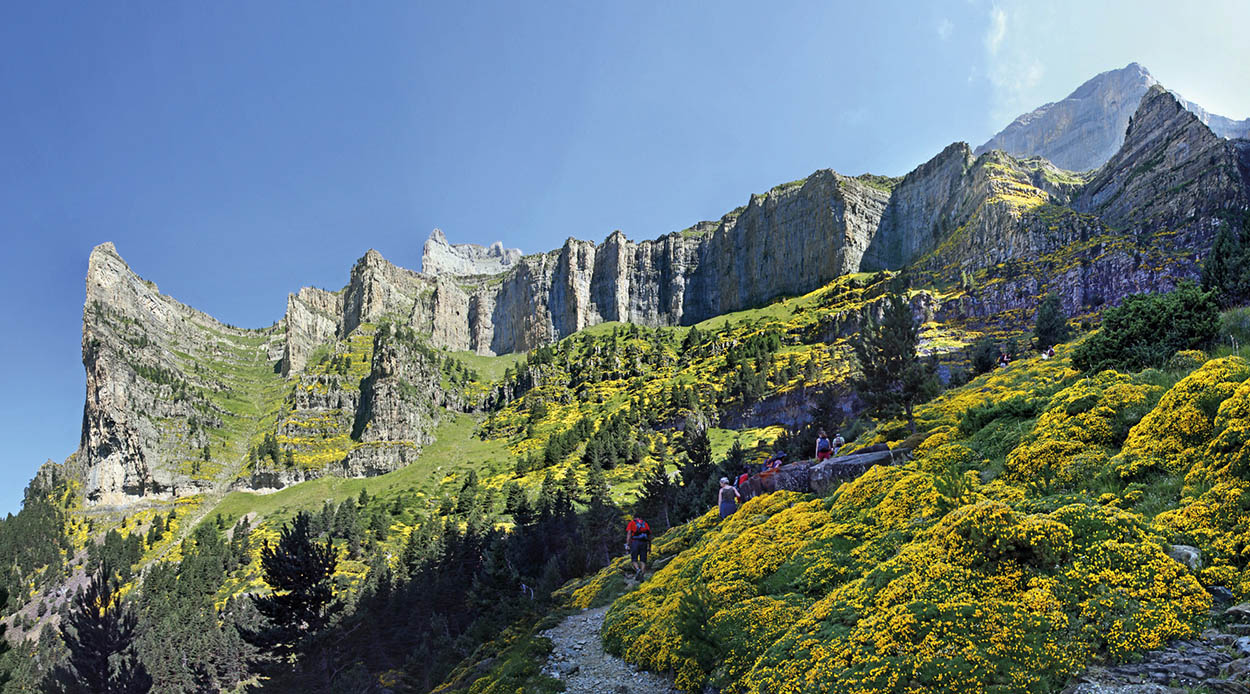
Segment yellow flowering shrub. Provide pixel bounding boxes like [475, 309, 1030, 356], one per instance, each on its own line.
[1006, 372, 1160, 487]
[1114, 357, 1250, 478]
[914, 442, 985, 475]
[596, 476, 1209, 694]
[1145, 376, 1250, 597]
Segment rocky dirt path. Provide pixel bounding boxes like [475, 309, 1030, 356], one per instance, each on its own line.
[542, 605, 679, 694]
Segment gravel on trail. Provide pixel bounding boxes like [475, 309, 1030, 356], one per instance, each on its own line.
[541, 604, 680, 694]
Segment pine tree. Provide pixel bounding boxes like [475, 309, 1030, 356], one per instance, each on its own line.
[244, 512, 339, 658]
[968, 336, 999, 375]
[560, 467, 582, 505]
[581, 462, 621, 567]
[47, 563, 151, 694]
[674, 418, 717, 523]
[634, 462, 673, 530]
[852, 289, 940, 432]
[1033, 293, 1070, 351]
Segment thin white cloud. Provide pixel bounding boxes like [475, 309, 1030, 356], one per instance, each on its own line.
[985, 6, 1007, 54]
[937, 18, 954, 41]
[982, 3, 1047, 122]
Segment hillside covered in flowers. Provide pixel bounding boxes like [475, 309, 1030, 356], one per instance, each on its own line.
[453, 317, 1250, 693]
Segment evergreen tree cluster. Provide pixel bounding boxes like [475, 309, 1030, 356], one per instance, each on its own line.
[250, 432, 290, 469]
[132, 523, 254, 691]
[86, 529, 142, 582]
[46, 563, 151, 694]
[1073, 282, 1220, 373]
[581, 411, 645, 470]
[1201, 213, 1250, 308]
[440, 355, 479, 387]
[0, 471, 72, 611]
[262, 463, 631, 691]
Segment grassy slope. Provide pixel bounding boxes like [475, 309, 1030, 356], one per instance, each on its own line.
[211, 412, 511, 527]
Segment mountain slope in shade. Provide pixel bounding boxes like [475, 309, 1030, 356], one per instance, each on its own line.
[976, 62, 1250, 172]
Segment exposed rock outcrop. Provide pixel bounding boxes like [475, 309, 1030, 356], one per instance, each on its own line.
[1077, 85, 1250, 230]
[80, 243, 284, 505]
[281, 287, 342, 375]
[421, 228, 522, 277]
[345, 329, 443, 476]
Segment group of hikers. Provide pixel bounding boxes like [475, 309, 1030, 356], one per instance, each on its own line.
[624, 429, 846, 581]
[718, 429, 844, 519]
[1002, 345, 1056, 367]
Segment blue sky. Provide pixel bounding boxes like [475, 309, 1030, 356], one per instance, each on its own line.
[2, 0, 1248, 514]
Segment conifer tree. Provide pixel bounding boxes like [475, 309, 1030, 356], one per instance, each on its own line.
[852, 288, 940, 432]
[47, 562, 152, 694]
[244, 511, 339, 658]
[1034, 293, 1070, 351]
[674, 417, 717, 523]
[634, 462, 673, 530]
[581, 462, 621, 567]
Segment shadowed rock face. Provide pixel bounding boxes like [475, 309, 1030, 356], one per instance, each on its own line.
[977, 62, 1250, 173]
[1077, 85, 1250, 229]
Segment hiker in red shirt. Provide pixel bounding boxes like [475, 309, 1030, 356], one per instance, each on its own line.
[815, 430, 833, 461]
[625, 516, 651, 581]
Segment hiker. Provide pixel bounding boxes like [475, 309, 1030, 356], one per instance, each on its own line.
[762, 452, 784, 471]
[832, 432, 845, 455]
[998, 352, 1010, 368]
[718, 477, 741, 519]
[625, 515, 651, 580]
[1047, 345, 1055, 359]
[815, 430, 833, 461]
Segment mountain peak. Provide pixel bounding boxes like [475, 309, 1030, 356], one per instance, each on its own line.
[421, 228, 522, 277]
[978, 63, 1248, 171]
[1076, 80, 1244, 227]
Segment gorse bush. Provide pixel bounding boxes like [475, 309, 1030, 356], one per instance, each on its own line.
[541, 346, 1250, 694]
[1072, 282, 1219, 373]
[958, 396, 1043, 437]
[592, 474, 1209, 694]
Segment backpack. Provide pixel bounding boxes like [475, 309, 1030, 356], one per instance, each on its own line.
[817, 436, 830, 451]
[631, 519, 649, 539]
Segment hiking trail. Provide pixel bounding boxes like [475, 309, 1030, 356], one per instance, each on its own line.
[542, 604, 679, 694]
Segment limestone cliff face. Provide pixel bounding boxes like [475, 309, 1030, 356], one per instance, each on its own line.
[390, 172, 892, 355]
[345, 330, 443, 475]
[275, 83, 1248, 361]
[281, 287, 342, 375]
[1077, 85, 1250, 231]
[862, 143, 976, 270]
[421, 228, 522, 277]
[80, 243, 284, 505]
[78, 71, 1250, 507]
